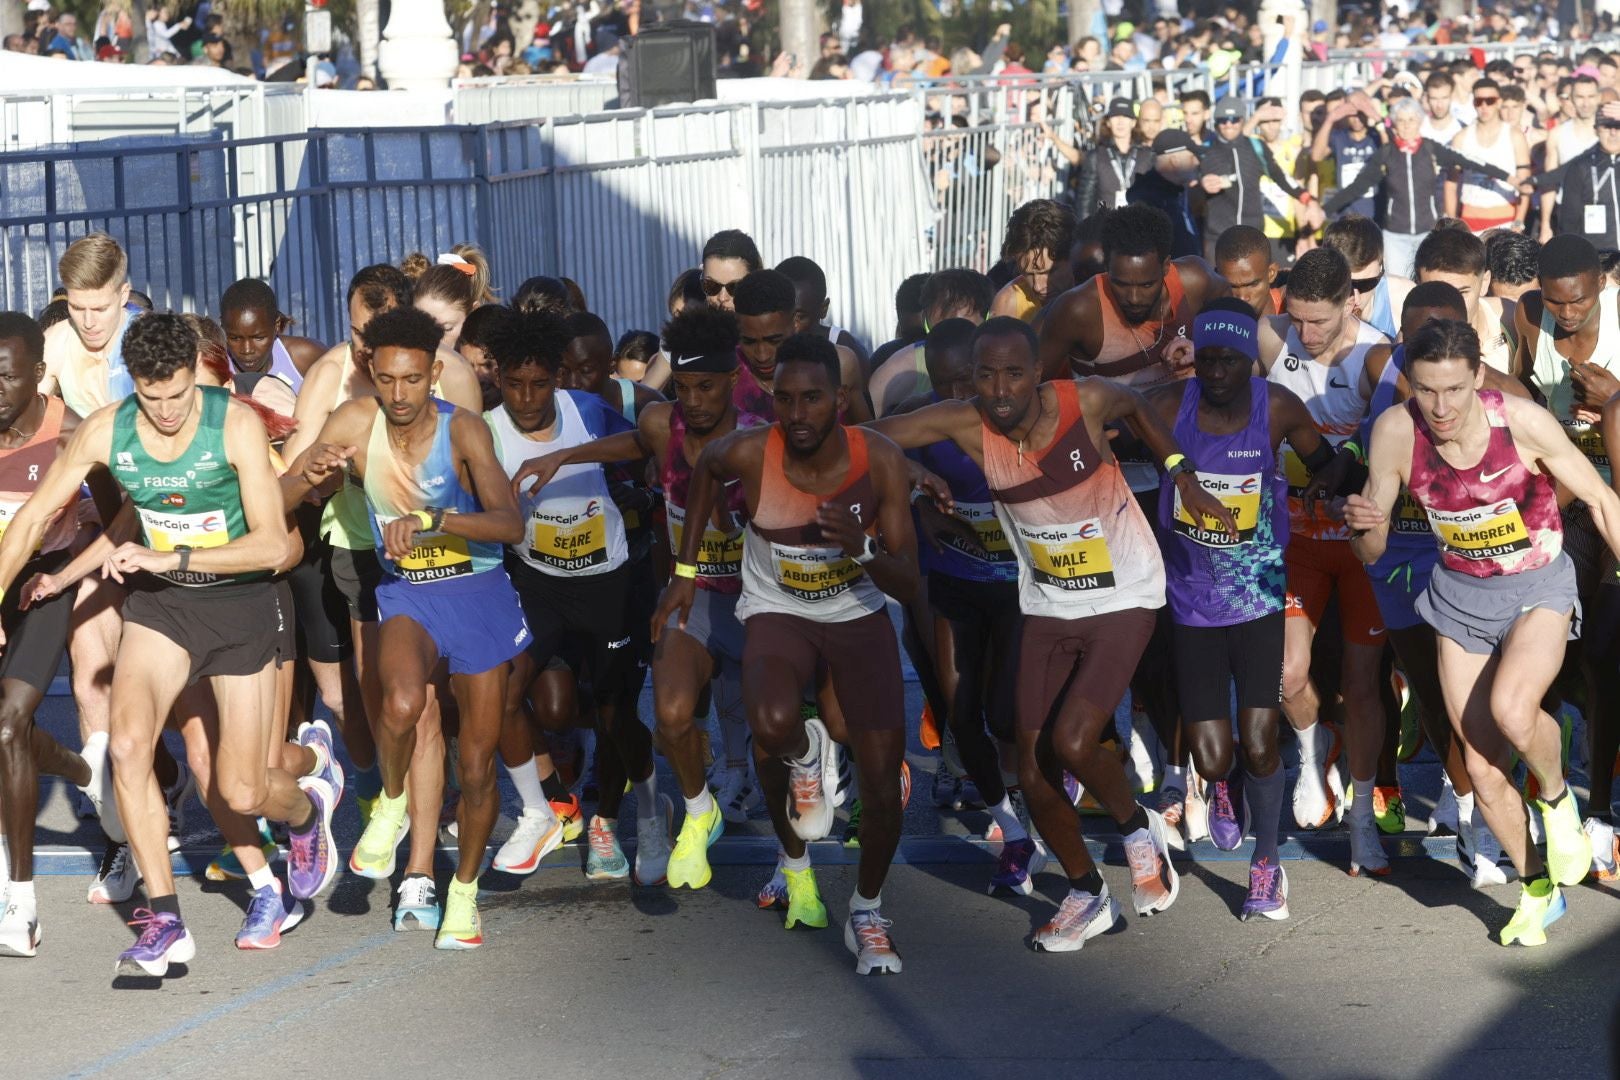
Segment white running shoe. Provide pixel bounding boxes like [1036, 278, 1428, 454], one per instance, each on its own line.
[87, 842, 141, 904]
[1291, 727, 1338, 830]
[1586, 817, 1619, 881]
[785, 718, 837, 842]
[845, 908, 903, 975]
[1428, 773, 1460, 837]
[1123, 809, 1180, 916]
[1183, 773, 1211, 844]
[78, 733, 125, 844]
[0, 897, 39, 958]
[1469, 810, 1513, 888]
[1347, 813, 1390, 878]
[1126, 711, 1162, 795]
[491, 807, 564, 876]
[714, 765, 761, 824]
[1030, 885, 1121, 952]
[1527, 800, 1545, 846]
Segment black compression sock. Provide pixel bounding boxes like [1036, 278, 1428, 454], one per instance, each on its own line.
[150, 894, 181, 918]
[1122, 805, 1150, 835]
[540, 771, 568, 802]
[1069, 869, 1105, 895]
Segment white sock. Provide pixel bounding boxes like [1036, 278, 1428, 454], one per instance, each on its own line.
[247, 865, 276, 892]
[304, 739, 328, 779]
[633, 772, 660, 822]
[7, 879, 34, 909]
[1163, 763, 1188, 794]
[988, 795, 1028, 841]
[685, 788, 716, 818]
[1296, 722, 1321, 763]
[1458, 791, 1476, 823]
[504, 756, 546, 812]
[783, 851, 811, 872]
[849, 890, 881, 913]
[1350, 777, 1375, 821]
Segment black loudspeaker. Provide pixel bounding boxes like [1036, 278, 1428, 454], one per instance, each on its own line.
[618, 21, 717, 108]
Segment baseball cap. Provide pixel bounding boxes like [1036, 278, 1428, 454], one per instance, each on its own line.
[1104, 98, 1135, 120]
[594, 27, 619, 51]
[1312, 19, 1328, 32]
[26, 0, 50, 12]
[1214, 100, 1245, 123]
[1152, 129, 1199, 156]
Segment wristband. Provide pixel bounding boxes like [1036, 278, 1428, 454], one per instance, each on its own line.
[1163, 453, 1186, 473]
[1340, 439, 1365, 464]
[177, 547, 191, 573]
[673, 561, 698, 580]
[1298, 192, 1313, 205]
[412, 509, 433, 530]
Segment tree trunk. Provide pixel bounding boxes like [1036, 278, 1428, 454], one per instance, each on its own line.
[357, 0, 382, 77]
[1437, 0, 1468, 19]
[1312, 0, 1336, 37]
[779, 0, 819, 71]
[1067, 0, 1099, 50]
[0, 1, 21, 40]
[130, 0, 151, 63]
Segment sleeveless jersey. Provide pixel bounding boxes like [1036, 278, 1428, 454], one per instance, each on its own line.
[364, 399, 502, 584]
[1362, 345, 1435, 577]
[0, 396, 78, 557]
[1268, 317, 1385, 540]
[1457, 122, 1521, 212]
[111, 385, 258, 588]
[1366, 278, 1396, 342]
[736, 426, 886, 624]
[733, 357, 775, 419]
[47, 303, 140, 420]
[487, 390, 634, 578]
[983, 380, 1166, 619]
[1529, 285, 1620, 483]
[1406, 390, 1561, 577]
[321, 345, 374, 551]
[1158, 378, 1287, 627]
[663, 404, 763, 595]
[908, 394, 1018, 584]
[264, 338, 304, 392]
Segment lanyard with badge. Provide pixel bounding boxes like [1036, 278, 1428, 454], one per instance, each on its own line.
[1590, 160, 1620, 240]
[1109, 147, 1130, 208]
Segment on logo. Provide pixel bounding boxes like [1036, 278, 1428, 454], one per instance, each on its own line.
[848, 503, 862, 517]
[1069, 449, 1086, 472]
[27, 465, 37, 482]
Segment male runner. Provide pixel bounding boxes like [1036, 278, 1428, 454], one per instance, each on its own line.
[988, 199, 1078, 323]
[1214, 226, 1282, 319]
[867, 270, 997, 417]
[1258, 247, 1393, 876]
[513, 306, 764, 889]
[870, 317, 1235, 952]
[655, 333, 918, 975]
[1146, 298, 1336, 920]
[1514, 235, 1620, 866]
[1347, 318, 1614, 946]
[219, 278, 324, 392]
[0, 313, 338, 977]
[483, 310, 663, 886]
[1385, 229, 1517, 375]
[288, 306, 527, 949]
[0, 313, 123, 957]
[777, 255, 872, 366]
[732, 270, 871, 423]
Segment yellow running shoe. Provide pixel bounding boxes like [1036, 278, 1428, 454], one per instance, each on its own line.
[1372, 786, 1406, 835]
[550, 795, 585, 843]
[783, 866, 827, 930]
[667, 802, 724, 890]
[356, 794, 380, 834]
[434, 877, 483, 950]
[1538, 790, 1592, 887]
[1499, 877, 1566, 947]
[350, 793, 409, 879]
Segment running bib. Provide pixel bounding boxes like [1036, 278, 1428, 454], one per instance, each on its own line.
[137, 507, 232, 552]
[1015, 519, 1116, 592]
[528, 499, 608, 573]
[939, 501, 1015, 565]
[666, 503, 743, 579]
[1173, 471, 1261, 548]
[1564, 420, 1609, 471]
[1393, 488, 1432, 536]
[772, 542, 863, 603]
[1426, 499, 1531, 561]
[373, 514, 474, 583]
[1281, 448, 1311, 496]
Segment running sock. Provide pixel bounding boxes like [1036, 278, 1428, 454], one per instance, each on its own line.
[151, 894, 181, 918]
[6, 880, 33, 909]
[1163, 762, 1188, 795]
[540, 770, 568, 803]
[685, 788, 716, 819]
[1350, 777, 1375, 821]
[633, 772, 660, 822]
[1457, 791, 1476, 825]
[849, 891, 881, 913]
[504, 756, 546, 812]
[988, 795, 1028, 842]
[1069, 868, 1105, 895]
[1542, 784, 1570, 808]
[783, 851, 812, 873]
[1121, 805, 1151, 838]
[247, 865, 276, 893]
[1296, 722, 1321, 764]
[352, 763, 383, 802]
[1245, 766, 1285, 864]
[377, 789, 408, 823]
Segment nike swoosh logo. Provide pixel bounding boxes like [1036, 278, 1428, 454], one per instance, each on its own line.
[1480, 466, 1511, 483]
[1328, 376, 1350, 390]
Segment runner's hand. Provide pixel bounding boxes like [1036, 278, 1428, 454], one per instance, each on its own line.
[917, 499, 988, 558]
[301, 442, 355, 492]
[816, 502, 867, 557]
[511, 451, 567, 498]
[102, 542, 176, 583]
[651, 577, 696, 642]
[1342, 493, 1385, 532]
[19, 572, 61, 610]
[1176, 474, 1239, 541]
[382, 515, 421, 561]
[1301, 447, 1355, 520]
[905, 459, 955, 512]
[1163, 335, 1194, 371]
[1571, 362, 1620, 414]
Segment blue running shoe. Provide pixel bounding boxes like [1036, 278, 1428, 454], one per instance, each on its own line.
[235, 881, 306, 950]
[116, 909, 195, 977]
[297, 720, 347, 805]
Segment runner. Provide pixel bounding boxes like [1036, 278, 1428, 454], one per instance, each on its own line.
[1513, 235, 1620, 870]
[869, 316, 1236, 952]
[287, 306, 528, 949]
[512, 305, 764, 889]
[1214, 225, 1282, 319]
[218, 278, 324, 392]
[988, 199, 1077, 323]
[655, 333, 918, 975]
[0, 312, 124, 957]
[732, 270, 871, 423]
[1387, 229, 1517, 375]
[1259, 247, 1394, 877]
[1346, 317, 1613, 946]
[777, 255, 872, 366]
[867, 270, 996, 417]
[1146, 298, 1341, 920]
[0, 313, 338, 977]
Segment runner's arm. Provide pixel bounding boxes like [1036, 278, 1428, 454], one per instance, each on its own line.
[836, 435, 919, 604]
[1036, 294, 1086, 381]
[510, 425, 655, 498]
[652, 427, 757, 637]
[865, 399, 982, 459]
[0, 410, 112, 596]
[441, 410, 525, 545]
[280, 399, 370, 509]
[1517, 399, 1620, 555]
[282, 351, 344, 461]
[23, 499, 138, 606]
[1345, 407, 1411, 565]
[434, 349, 485, 413]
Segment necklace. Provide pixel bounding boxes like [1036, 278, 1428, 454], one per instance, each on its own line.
[1009, 398, 1045, 465]
[1122, 290, 1171, 368]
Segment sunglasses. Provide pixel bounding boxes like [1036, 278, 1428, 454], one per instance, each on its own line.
[1216, 116, 1243, 124]
[1474, 95, 1500, 106]
[1352, 275, 1380, 294]
[700, 276, 739, 298]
